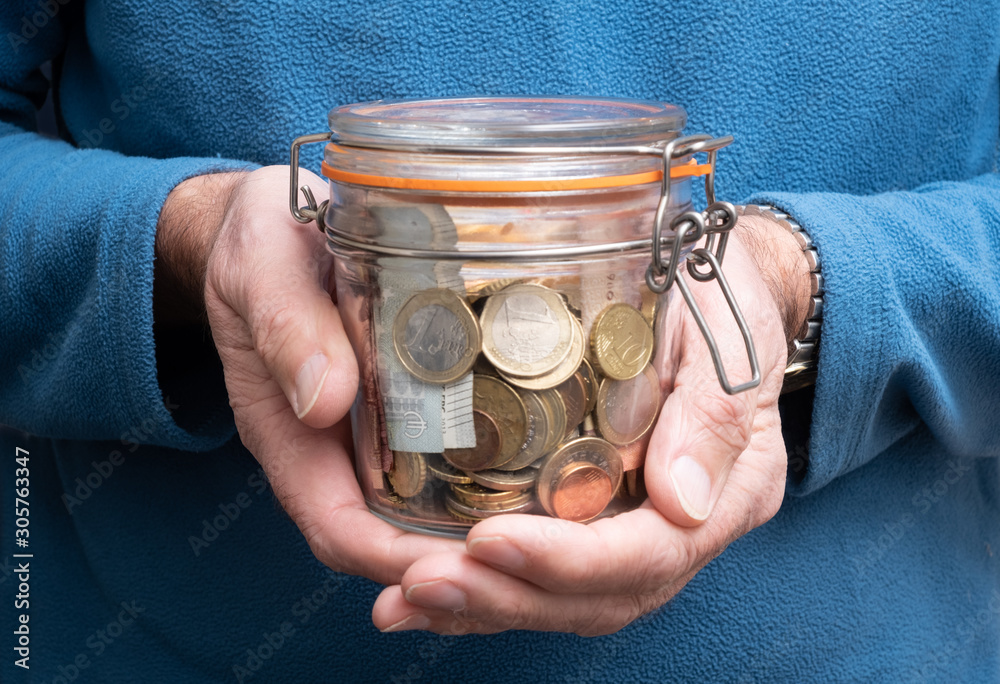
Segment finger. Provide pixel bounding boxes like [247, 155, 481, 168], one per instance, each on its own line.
[460, 413, 786, 597]
[207, 166, 358, 427]
[462, 506, 694, 596]
[213, 314, 462, 586]
[372, 554, 655, 637]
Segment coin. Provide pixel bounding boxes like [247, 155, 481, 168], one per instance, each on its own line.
[387, 451, 428, 498]
[497, 316, 585, 391]
[445, 492, 535, 519]
[480, 283, 574, 377]
[578, 357, 598, 416]
[535, 388, 568, 454]
[640, 286, 660, 326]
[426, 454, 474, 485]
[493, 389, 549, 471]
[393, 288, 481, 384]
[469, 467, 538, 492]
[451, 482, 526, 506]
[590, 302, 654, 380]
[536, 436, 623, 522]
[555, 370, 587, 437]
[595, 363, 661, 445]
[472, 375, 528, 469]
[442, 409, 503, 471]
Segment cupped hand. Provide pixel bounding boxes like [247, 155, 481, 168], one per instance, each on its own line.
[182, 166, 465, 585]
[371, 215, 809, 635]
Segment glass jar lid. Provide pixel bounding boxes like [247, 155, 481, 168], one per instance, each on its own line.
[323, 97, 697, 194]
[327, 96, 686, 148]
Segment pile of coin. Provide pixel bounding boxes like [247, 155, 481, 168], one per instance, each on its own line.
[385, 281, 661, 525]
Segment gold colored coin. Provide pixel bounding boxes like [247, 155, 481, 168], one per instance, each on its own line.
[590, 302, 654, 381]
[393, 288, 481, 384]
[535, 388, 568, 455]
[555, 370, 588, 437]
[480, 284, 574, 378]
[640, 286, 660, 326]
[497, 316, 585, 391]
[595, 363, 661, 446]
[427, 454, 474, 485]
[387, 451, 428, 498]
[473, 375, 528, 469]
[451, 482, 525, 506]
[445, 492, 535, 519]
[443, 409, 503, 472]
[493, 389, 549, 472]
[468, 467, 538, 492]
[536, 436, 623, 522]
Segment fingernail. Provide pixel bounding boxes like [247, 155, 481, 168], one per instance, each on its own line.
[669, 455, 713, 520]
[468, 536, 526, 569]
[405, 579, 466, 611]
[293, 352, 330, 418]
[380, 614, 431, 633]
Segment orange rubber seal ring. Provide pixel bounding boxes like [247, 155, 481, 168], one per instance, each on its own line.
[321, 158, 710, 192]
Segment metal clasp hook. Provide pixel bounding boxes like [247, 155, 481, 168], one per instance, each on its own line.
[289, 132, 333, 232]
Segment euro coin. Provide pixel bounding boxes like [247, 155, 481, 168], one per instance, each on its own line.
[426, 454, 474, 485]
[497, 316, 585, 391]
[554, 370, 587, 437]
[443, 409, 503, 471]
[387, 451, 428, 498]
[472, 375, 528, 469]
[469, 467, 538, 492]
[595, 363, 661, 445]
[536, 436, 623, 522]
[590, 302, 654, 380]
[480, 283, 574, 378]
[393, 288, 481, 384]
[493, 389, 549, 471]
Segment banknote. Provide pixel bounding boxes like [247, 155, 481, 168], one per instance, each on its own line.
[371, 205, 475, 453]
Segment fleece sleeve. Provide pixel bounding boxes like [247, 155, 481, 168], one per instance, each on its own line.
[753, 174, 1000, 494]
[0, 3, 253, 450]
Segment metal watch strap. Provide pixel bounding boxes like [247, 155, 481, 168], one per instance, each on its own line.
[737, 204, 822, 392]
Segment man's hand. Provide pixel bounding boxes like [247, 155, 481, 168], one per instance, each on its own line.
[370, 215, 811, 635]
[156, 166, 463, 586]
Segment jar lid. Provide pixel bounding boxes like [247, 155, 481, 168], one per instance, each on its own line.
[323, 97, 702, 194]
[327, 96, 686, 147]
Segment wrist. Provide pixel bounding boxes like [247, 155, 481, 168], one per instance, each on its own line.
[733, 213, 813, 351]
[154, 171, 246, 325]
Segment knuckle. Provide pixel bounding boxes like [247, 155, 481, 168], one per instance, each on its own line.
[252, 298, 303, 366]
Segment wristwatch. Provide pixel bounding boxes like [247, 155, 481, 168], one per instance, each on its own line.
[737, 204, 822, 392]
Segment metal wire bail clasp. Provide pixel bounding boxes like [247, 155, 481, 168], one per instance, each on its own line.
[289, 132, 333, 232]
[645, 134, 761, 395]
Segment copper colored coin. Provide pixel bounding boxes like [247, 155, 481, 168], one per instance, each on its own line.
[442, 410, 502, 471]
[550, 463, 613, 522]
[536, 436, 623, 522]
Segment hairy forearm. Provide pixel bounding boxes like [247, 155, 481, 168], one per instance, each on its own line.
[734, 214, 812, 352]
[154, 171, 246, 325]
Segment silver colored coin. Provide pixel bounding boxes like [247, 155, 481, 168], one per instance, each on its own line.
[480, 284, 574, 377]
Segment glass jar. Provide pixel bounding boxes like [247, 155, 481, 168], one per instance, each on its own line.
[290, 96, 758, 537]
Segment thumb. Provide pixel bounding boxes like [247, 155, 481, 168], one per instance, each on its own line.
[207, 167, 359, 428]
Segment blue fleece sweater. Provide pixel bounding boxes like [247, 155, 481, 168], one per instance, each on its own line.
[1, 1, 999, 682]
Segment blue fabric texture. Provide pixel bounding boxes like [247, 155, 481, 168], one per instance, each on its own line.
[0, 0, 998, 682]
